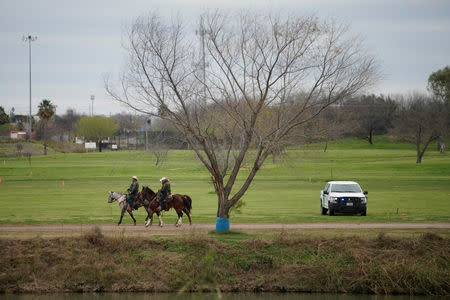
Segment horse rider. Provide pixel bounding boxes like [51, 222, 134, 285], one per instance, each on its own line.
[127, 175, 139, 210]
[158, 177, 171, 211]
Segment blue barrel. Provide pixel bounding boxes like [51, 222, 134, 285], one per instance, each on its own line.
[216, 217, 230, 232]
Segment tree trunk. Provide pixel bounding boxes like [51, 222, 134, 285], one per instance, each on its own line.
[416, 125, 422, 164]
[416, 135, 437, 164]
[416, 139, 423, 164]
[216, 201, 230, 232]
[416, 152, 423, 163]
[217, 197, 229, 219]
[43, 123, 47, 155]
[98, 140, 102, 152]
[215, 183, 230, 232]
[368, 129, 373, 145]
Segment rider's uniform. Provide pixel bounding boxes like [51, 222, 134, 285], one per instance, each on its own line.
[127, 179, 139, 208]
[159, 180, 171, 210]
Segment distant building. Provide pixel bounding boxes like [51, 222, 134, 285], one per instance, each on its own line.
[9, 131, 27, 139]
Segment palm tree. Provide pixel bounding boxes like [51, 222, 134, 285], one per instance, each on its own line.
[37, 99, 55, 155]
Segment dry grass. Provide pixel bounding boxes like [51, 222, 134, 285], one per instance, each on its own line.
[0, 228, 448, 295]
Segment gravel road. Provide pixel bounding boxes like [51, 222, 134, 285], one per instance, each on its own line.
[0, 222, 449, 237]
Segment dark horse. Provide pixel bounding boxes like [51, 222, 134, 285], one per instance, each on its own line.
[107, 191, 151, 226]
[141, 186, 192, 227]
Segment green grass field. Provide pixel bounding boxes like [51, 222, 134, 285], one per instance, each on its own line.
[0, 137, 449, 224]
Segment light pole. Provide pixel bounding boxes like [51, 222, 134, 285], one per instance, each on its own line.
[23, 35, 37, 140]
[90, 95, 95, 116]
[145, 118, 151, 151]
[196, 16, 209, 101]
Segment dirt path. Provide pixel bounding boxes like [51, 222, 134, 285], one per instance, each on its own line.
[0, 222, 449, 238]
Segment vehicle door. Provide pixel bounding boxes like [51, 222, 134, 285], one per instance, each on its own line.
[322, 183, 330, 208]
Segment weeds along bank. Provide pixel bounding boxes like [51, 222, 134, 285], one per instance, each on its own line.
[0, 228, 448, 295]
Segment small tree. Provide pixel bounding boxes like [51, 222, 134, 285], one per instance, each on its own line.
[0, 106, 10, 125]
[74, 116, 120, 152]
[107, 11, 379, 230]
[428, 66, 450, 151]
[428, 66, 450, 103]
[37, 99, 55, 155]
[392, 94, 447, 163]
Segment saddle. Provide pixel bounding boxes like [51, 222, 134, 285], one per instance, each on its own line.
[127, 193, 141, 210]
[162, 194, 173, 208]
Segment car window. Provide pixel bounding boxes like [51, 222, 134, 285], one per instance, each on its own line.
[325, 183, 329, 192]
[330, 184, 361, 193]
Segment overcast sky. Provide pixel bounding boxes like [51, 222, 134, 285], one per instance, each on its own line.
[1, 0, 449, 116]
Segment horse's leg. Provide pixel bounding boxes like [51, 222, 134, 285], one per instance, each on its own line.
[143, 200, 151, 224]
[182, 208, 192, 225]
[128, 211, 137, 226]
[118, 208, 125, 226]
[145, 210, 153, 227]
[175, 208, 183, 227]
[144, 206, 151, 226]
[156, 211, 163, 227]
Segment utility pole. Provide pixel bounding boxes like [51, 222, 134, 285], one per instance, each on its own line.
[90, 95, 95, 116]
[23, 35, 37, 141]
[201, 16, 206, 100]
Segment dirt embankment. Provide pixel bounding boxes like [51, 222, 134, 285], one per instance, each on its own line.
[0, 227, 448, 295]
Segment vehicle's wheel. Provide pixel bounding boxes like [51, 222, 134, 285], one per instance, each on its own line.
[361, 209, 366, 216]
[320, 201, 327, 215]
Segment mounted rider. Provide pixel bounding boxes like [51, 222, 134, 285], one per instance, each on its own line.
[127, 176, 139, 210]
[158, 177, 171, 211]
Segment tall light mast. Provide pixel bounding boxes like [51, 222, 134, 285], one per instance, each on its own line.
[23, 35, 37, 140]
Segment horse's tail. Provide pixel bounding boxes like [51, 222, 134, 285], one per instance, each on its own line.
[182, 195, 192, 213]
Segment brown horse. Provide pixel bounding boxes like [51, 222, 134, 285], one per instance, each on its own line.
[141, 186, 192, 227]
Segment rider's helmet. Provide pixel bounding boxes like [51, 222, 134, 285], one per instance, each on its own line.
[160, 177, 167, 182]
[132, 176, 138, 180]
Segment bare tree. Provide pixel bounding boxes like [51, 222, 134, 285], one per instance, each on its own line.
[106, 12, 379, 228]
[341, 94, 397, 144]
[302, 104, 343, 152]
[392, 94, 447, 163]
[147, 119, 172, 166]
[53, 108, 81, 142]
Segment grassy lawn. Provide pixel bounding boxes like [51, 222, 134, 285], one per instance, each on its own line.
[0, 137, 449, 224]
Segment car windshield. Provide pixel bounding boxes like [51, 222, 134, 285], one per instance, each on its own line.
[331, 184, 361, 193]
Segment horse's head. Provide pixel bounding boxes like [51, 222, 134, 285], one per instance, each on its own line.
[141, 186, 156, 200]
[107, 191, 116, 203]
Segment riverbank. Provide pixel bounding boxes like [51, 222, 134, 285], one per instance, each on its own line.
[0, 227, 448, 295]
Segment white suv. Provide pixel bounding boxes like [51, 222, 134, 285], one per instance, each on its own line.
[320, 181, 368, 216]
